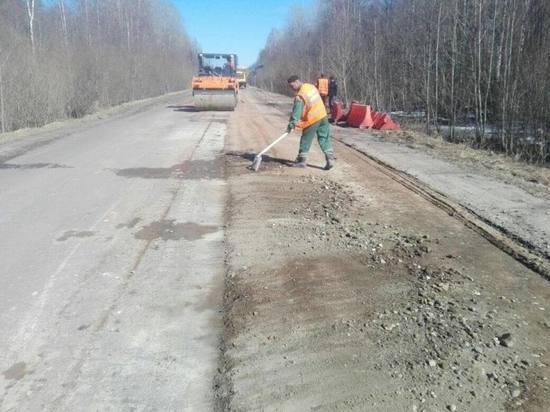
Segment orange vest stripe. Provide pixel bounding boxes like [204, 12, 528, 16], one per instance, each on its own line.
[296, 83, 327, 129]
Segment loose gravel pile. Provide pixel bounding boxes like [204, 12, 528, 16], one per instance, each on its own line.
[275, 176, 549, 410]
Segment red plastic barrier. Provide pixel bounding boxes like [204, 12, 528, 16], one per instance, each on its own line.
[371, 112, 400, 130]
[331, 101, 347, 123]
[379, 115, 400, 130]
[346, 102, 374, 129]
[371, 111, 384, 128]
[344, 100, 359, 120]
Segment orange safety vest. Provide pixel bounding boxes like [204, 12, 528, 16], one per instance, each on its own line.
[317, 78, 329, 96]
[296, 83, 328, 129]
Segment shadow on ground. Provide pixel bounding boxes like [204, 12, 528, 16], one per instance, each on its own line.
[225, 151, 328, 171]
[166, 105, 197, 113]
[225, 151, 294, 169]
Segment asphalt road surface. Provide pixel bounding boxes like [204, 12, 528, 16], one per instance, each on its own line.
[1, 93, 227, 410]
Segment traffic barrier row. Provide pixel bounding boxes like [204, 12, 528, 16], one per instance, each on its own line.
[330, 101, 400, 131]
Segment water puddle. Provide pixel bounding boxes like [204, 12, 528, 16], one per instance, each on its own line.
[3, 362, 28, 381]
[115, 158, 224, 180]
[135, 219, 218, 241]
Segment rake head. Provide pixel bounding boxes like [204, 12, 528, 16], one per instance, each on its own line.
[251, 154, 263, 172]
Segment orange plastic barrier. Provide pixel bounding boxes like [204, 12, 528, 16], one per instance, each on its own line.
[331, 101, 347, 123]
[346, 102, 374, 129]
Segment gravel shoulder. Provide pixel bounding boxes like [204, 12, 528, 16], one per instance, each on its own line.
[337, 132, 550, 264]
[254, 88, 550, 267]
[219, 88, 550, 411]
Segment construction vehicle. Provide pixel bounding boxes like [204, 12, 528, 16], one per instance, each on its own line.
[236, 68, 247, 88]
[192, 53, 238, 111]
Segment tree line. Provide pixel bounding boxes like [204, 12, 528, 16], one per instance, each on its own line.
[0, 0, 196, 134]
[254, 0, 550, 164]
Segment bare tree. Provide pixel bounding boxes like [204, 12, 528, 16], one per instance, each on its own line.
[25, 0, 36, 55]
[58, 0, 68, 48]
[0, 0, 196, 133]
[0, 52, 7, 134]
[255, 0, 550, 164]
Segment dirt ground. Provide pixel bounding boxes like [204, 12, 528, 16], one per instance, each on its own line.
[216, 89, 550, 411]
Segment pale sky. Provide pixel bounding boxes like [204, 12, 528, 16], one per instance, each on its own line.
[173, 0, 314, 67]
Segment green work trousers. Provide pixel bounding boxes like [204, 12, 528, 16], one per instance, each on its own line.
[298, 117, 333, 157]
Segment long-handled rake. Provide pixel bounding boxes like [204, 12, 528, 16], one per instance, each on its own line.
[250, 131, 291, 172]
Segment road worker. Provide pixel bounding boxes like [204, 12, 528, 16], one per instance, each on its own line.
[316, 74, 329, 107]
[286, 75, 334, 170]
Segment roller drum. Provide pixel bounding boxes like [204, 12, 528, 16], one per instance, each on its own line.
[193, 90, 237, 111]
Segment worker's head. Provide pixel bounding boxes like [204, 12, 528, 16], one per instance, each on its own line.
[320, 73, 325, 78]
[287, 75, 302, 92]
[329, 76, 335, 81]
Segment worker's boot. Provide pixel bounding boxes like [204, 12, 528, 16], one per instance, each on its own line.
[293, 155, 307, 168]
[324, 152, 335, 170]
